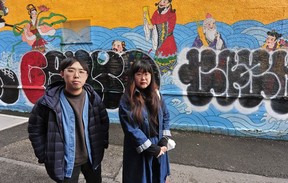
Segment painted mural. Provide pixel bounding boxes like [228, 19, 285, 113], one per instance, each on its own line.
[1, 1, 288, 140]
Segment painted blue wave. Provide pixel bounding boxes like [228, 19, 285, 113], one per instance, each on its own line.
[1, 19, 288, 140]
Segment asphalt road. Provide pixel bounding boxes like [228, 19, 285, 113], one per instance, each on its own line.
[0, 111, 288, 183]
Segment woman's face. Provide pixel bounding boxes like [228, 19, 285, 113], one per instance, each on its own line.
[134, 70, 151, 90]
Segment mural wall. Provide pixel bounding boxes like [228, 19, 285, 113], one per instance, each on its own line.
[1, 0, 288, 140]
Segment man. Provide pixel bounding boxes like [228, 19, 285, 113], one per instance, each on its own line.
[192, 13, 226, 50]
[143, 0, 177, 74]
[28, 57, 109, 183]
[262, 30, 282, 52]
[112, 40, 127, 54]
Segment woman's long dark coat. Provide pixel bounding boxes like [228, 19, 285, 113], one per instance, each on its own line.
[119, 93, 171, 183]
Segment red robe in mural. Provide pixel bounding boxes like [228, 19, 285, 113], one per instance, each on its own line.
[151, 8, 177, 58]
[144, 7, 177, 74]
[22, 22, 55, 53]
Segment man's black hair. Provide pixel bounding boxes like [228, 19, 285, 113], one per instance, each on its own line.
[59, 57, 90, 73]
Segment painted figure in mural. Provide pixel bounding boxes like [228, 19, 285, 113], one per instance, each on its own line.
[10, 4, 66, 53]
[192, 13, 226, 50]
[262, 30, 282, 52]
[28, 57, 109, 183]
[0, 1, 29, 37]
[112, 40, 127, 54]
[21, 4, 56, 53]
[119, 60, 175, 183]
[0, 0, 8, 28]
[143, 0, 177, 74]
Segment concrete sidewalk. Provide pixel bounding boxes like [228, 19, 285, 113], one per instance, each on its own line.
[0, 113, 288, 183]
[0, 113, 28, 131]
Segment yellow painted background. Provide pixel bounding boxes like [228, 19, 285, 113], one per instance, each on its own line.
[4, 0, 288, 29]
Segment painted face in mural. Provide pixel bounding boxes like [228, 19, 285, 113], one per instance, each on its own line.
[205, 19, 216, 31]
[0, 0, 8, 16]
[204, 19, 217, 42]
[30, 9, 37, 20]
[266, 35, 277, 48]
[134, 70, 152, 90]
[158, 0, 170, 7]
[0, 0, 8, 28]
[60, 61, 88, 95]
[157, 0, 171, 13]
[112, 40, 124, 53]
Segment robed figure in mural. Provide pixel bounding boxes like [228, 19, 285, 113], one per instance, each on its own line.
[22, 4, 56, 53]
[192, 13, 226, 50]
[11, 4, 66, 53]
[143, 0, 177, 74]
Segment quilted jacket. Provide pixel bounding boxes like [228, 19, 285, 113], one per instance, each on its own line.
[28, 81, 109, 182]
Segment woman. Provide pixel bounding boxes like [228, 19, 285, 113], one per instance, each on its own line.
[119, 60, 173, 183]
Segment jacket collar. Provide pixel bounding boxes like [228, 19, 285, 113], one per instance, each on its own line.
[41, 81, 95, 109]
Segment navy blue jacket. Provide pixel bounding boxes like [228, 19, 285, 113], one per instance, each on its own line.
[28, 81, 109, 182]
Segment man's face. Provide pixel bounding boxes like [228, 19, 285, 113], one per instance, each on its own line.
[61, 61, 88, 95]
[112, 41, 124, 53]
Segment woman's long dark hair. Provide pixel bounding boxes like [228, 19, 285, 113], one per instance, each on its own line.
[125, 60, 160, 126]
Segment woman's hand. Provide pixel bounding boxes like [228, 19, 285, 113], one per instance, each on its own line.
[157, 146, 167, 157]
